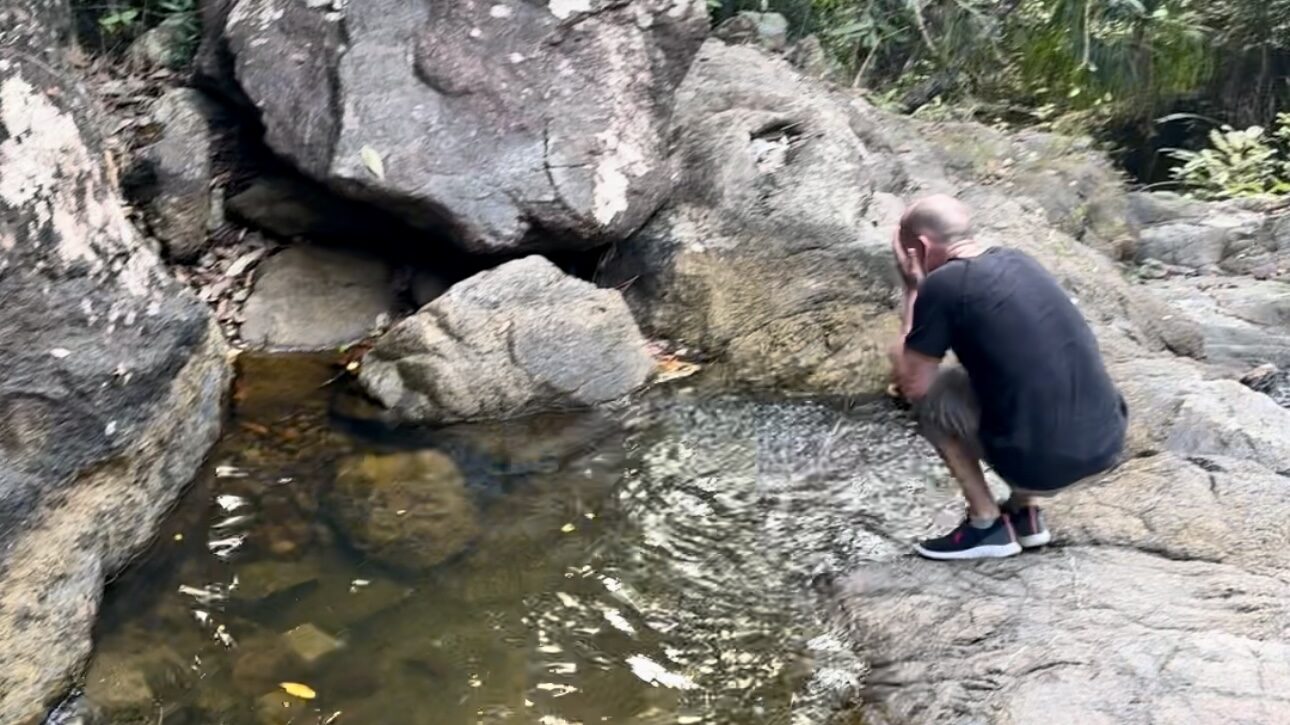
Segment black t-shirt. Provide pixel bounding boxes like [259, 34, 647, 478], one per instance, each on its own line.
[905, 247, 1126, 490]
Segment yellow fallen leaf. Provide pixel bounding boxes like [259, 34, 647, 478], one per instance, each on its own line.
[561, 523, 576, 533]
[360, 145, 385, 180]
[280, 682, 317, 700]
[654, 356, 700, 383]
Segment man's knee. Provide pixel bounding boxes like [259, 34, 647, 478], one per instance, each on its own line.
[915, 366, 982, 455]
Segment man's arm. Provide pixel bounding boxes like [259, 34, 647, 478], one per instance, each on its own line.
[894, 346, 942, 402]
[888, 239, 948, 402]
[888, 285, 942, 401]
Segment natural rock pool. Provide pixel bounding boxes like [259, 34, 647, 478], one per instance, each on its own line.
[68, 354, 964, 725]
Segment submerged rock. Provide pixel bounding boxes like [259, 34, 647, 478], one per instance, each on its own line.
[281, 622, 342, 666]
[215, 0, 708, 252]
[0, 20, 229, 723]
[359, 256, 654, 424]
[240, 245, 399, 350]
[230, 559, 322, 603]
[255, 691, 310, 725]
[326, 451, 481, 571]
[81, 643, 188, 724]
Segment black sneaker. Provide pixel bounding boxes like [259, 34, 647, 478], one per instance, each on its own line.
[1004, 503, 1052, 548]
[913, 516, 1021, 561]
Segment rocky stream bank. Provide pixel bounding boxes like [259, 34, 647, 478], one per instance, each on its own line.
[3, 1, 1290, 723]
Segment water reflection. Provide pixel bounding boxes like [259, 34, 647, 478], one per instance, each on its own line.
[78, 355, 955, 724]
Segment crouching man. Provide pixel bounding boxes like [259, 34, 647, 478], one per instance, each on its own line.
[887, 194, 1127, 560]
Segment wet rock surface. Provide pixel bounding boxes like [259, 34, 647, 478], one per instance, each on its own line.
[214, 0, 708, 253]
[360, 256, 654, 424]
[0, 20, 229, 722]
[240, 245, 400, 351]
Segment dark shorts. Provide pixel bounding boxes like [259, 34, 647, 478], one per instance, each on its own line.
[913, 366, 1126, 496]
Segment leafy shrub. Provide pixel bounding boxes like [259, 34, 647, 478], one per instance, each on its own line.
[1168, 113, 1290, 199]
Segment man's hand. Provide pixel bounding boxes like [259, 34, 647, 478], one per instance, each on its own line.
[891, 228, 925, 291]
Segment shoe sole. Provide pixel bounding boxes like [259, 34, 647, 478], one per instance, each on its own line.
[1018, 531, 1052, 548]
[913, 542, 1022, 561]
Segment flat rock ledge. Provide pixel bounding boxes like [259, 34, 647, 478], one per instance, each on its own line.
[826, 449, 1290, 724]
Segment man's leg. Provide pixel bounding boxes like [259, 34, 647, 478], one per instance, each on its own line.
[999, 489, 1050, 548]
[1001, 452, 1127, 548]
[936, 436, 1001, 524]
[918, 367, 998, 522]
[911, 367, 1019, 560]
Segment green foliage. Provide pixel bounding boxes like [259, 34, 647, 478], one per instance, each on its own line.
[712, 0, 1284, 137]
[155, 0, 201, 62]
[97, 8, 141, 34]
[1168, 113, 1290, 199]
[1009, 0, 1211, 116]
[75, 0, 201, 65]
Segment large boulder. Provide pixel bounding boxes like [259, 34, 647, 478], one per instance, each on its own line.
[360, 256, 654, 424]
[0, 31, 229, 725]
[602, 40, 1195, 394]
[326, 450, 481, 572]
[601, 40, 902, 393]
[215, 0, 708, 253]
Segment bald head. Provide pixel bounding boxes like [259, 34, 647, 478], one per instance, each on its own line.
[900, 194, 974, 247]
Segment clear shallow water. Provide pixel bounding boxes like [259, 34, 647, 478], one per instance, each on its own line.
[75, 354, 956, 725]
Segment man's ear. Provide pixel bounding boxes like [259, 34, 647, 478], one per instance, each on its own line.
[916, 235, 933, 262]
